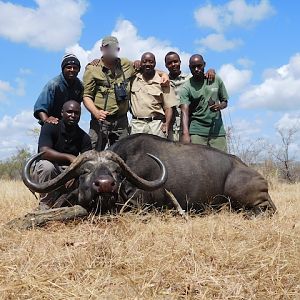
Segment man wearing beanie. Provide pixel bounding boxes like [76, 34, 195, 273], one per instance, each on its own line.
[34, 54, 83, 125]
[83, 36, 169, 150]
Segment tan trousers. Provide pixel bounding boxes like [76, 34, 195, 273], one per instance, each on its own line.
[32, 160, 66, 208]
[130, 119, 167, 138]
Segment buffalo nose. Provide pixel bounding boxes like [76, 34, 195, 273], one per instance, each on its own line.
[92, 175, 116, 193]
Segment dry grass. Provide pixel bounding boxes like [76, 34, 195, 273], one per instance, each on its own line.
[0, 179, 299, 299]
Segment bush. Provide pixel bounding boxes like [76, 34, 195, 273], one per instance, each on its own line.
[0, 148, 32, 180]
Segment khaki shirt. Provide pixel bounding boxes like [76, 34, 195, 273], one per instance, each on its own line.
[130, 72, 178, 117]
[83, 58, 136, 116]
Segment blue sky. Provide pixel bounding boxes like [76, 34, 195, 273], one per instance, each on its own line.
[0, 0, 300, 160]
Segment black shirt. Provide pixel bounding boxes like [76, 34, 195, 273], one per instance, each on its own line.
[38, 120, 92, 156]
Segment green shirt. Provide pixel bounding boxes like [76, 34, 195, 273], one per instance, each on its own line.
[179, 75, 228, 137]
[83, 58, 136, 116]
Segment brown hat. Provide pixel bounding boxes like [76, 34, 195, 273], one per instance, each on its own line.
[101, 36, 119, 48]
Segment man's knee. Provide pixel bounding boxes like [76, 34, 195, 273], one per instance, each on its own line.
[34, 160, 59, 183]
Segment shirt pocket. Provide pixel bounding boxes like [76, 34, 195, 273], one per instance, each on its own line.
[145, 85, 163, 104]
[95, 79, 112, 96]
[131, 84, 141, 94]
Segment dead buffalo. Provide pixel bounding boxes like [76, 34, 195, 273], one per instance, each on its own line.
[22, 134, 276, 215]
[22, 150, 167, 212]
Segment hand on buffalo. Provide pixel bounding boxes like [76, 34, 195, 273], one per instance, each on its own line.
[67, 154, 77, 164]
[161, 123, 167, 133]
[45, 116, 59, 124]
[160, 123, 169, 137]
[93, 109, 109, 121]
[181, 133, 191, 144]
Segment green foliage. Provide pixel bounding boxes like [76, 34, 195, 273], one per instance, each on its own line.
[0, 148, 33, 180]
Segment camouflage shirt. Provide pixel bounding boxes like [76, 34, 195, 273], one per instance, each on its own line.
[170, 73, 192, 101]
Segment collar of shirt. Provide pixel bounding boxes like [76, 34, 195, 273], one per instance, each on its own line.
[101, 57, 123, 75]
[135, 71, 161, 84]
[171, 72, 190, 82]
[59, 120, 79, 137]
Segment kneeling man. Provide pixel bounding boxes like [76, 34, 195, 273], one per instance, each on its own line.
[33, 100, 92, 210]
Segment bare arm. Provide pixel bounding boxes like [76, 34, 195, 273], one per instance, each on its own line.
[161, 107, 173, 137]
[38, 112, 59, 124]
[180, 104, 191, 144]
[156, 70, 169, 86]
[40, 146, 76, 165]
[83, 96, 109, 121]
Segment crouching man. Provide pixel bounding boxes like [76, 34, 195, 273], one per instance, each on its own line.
[33, 100, 92, 210]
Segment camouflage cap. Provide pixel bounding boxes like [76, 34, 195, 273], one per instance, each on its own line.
[101, 36, 119, 48]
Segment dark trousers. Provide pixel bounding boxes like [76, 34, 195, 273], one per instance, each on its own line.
[89, 115, 129, 151]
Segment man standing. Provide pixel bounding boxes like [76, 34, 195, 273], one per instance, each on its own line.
[83, 36, 169, 150]
[130, 52, 177, 138]
[33, 100, 92, 210]
[34, 54, 83, 125]
[165, 51, 216, 141]
[180, 54, 228, 152]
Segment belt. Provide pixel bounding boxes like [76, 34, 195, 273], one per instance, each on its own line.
[132, 115, 165, 122]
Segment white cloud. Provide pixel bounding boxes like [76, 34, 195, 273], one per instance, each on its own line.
[194, 0, 275, 52]
[15, 78, 26, 97]
[194, 0, 275, 32]
[275, 113, 300, 131]
[0, 77, 27, 101]
[0, 80, 12, 91]
[197, 33, 242, 52]
[0, 80, 13, 101]
[66, 19, 192, 75]
[218, 64, 252, 95]
[0, 110, 37, 160]
[239, 53, 300, 110]
[237, 57, 254, 68]
[19, 68, 32, 75]
[227, 0, 275, 27]
[194, 4, 225, 32]
[0, 0, 87, 51]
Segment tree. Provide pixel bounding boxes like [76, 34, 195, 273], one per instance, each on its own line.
[270, 127, 299, 183]
[226, 126, 267, 165]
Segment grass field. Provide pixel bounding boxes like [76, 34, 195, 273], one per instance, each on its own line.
[0, 179, 299, 299]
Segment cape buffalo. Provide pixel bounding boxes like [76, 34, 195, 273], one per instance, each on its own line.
[22, 134, 276, 215]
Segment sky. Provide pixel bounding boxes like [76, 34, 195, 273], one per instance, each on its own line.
[0, 0, 300, 160]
